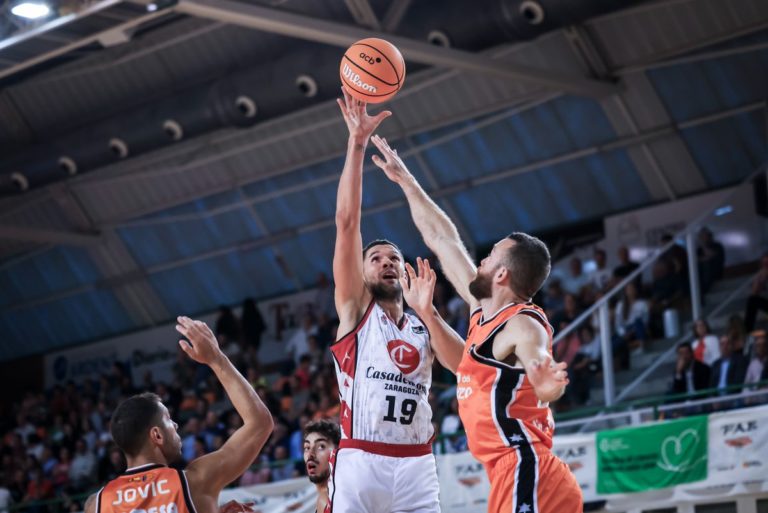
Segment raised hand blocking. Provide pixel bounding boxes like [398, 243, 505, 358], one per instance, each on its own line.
[370, 134, 412, 184]
[400, 257, 437, 317]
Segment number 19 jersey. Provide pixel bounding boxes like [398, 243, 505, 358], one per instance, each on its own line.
[331, 300, 434, 445]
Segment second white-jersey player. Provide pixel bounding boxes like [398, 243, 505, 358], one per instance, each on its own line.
[329, 91, 460, 513]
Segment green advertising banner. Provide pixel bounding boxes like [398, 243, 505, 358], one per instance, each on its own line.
[597, 415, 708, 494]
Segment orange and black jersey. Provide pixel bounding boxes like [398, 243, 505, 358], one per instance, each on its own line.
[456, 302, 555, 468]
[97, 464, 196, 513]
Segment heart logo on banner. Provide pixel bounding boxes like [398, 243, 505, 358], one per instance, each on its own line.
[657, 428, 703, 472]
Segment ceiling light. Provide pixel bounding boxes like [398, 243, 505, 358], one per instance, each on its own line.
[11, 2, 51, 19]
[714, 205, 733, 217]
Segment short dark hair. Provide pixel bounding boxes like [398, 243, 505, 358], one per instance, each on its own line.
[110, 393, 164, 457]
[503, 233, 551, 299]
[363, 239, 401, 259]
[677, 342, 693, 352]
[303, 419, 340, 447]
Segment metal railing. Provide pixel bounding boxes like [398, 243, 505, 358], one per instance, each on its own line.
[555, 379, 768, 434]
[552, 163, 767, 407]
[611, 272, 754, 405]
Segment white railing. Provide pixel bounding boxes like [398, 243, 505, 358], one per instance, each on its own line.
[553, 163, 767, 407]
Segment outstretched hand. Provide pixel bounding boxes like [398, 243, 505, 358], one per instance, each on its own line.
[336, 87, 391, 141]
[400, 257, 437, 317]
[525, 356, 568, 401]
[370, 134, 412, 185]
[175, 316, 224, 366]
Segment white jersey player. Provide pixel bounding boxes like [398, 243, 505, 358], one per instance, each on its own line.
[330, 90, 449, 513]
[332, 288, 434, 445]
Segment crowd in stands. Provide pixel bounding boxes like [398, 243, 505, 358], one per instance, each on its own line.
[668, 250, 768, 399]
[538, 227, 763, 409]
[0, 229, 764, 513]
[671, 253, 768, 399]
[0, 272, 469, 513]
[672, 323, 767, 396]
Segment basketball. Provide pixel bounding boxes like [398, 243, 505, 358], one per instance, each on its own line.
[340, 38, 406, 103]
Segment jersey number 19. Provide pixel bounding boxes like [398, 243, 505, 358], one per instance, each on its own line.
[383, 395, 417, 425]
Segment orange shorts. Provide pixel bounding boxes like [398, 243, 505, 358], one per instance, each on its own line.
[487, 445, 582, 513]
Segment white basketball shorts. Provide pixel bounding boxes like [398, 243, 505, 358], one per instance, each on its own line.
[328, 443, 440, 513]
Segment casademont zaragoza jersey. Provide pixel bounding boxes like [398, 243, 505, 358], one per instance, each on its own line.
[331, 300, 434, 444]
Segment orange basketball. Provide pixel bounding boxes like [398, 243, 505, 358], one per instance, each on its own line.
[340, 38, 406, 104]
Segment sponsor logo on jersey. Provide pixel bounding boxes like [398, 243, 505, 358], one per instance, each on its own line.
[386, 339, 420, 374]
[366, 366, 427, 395]
[456, 373, 473, 400]
[411, 325, 426, 335]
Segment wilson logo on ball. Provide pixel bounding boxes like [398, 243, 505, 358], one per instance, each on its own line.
[341, 63, 377, 93]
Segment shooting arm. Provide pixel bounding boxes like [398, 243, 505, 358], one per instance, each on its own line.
[333, 133, 369, 326]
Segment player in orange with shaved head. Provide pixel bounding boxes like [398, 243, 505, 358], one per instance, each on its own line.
[372, 134, 582, 513]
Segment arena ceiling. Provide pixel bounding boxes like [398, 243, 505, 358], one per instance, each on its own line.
[0, 0, 766, 361]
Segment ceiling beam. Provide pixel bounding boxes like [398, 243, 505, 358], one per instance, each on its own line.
[15, 149, 768, 312]
[344, 0, 381, 30]
[382, 0, 412, 32]
[0, 224, 101, 246]
[0, 4, 172, 81]
[18, 98, 765, 313]
[94, 96, 759, 232]
[49, 182, 169, 325]
[564, 25, 680, 201]
[174, 0, 619, 98]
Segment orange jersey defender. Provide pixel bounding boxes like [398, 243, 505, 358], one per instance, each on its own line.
[456, 302, 555, 464]
[98, 464, 197, 513]
[456, 303, 582, 513]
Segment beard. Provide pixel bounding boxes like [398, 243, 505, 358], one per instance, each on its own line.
[468, 268, 495, 300]
[161, 436, 182, 464]
[369, 280, 402, 302]
[308, 469, 330, 484]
